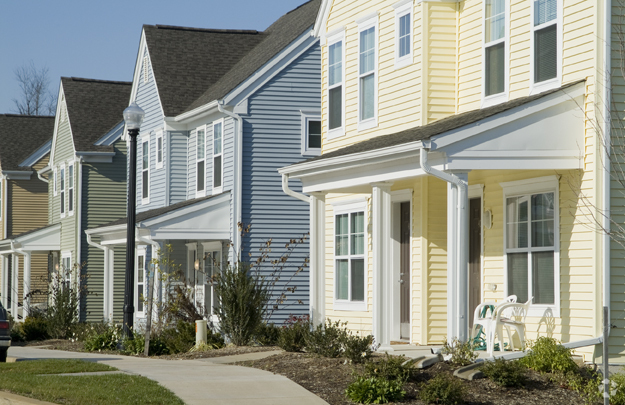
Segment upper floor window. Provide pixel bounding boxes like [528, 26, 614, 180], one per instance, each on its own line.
[53, 167, 58, 196]
[213, 121, 223, 193]
[196, 126, 206, 197]
[141, 136, 150, 204]
[394, 1, 412, 68]
[327, 31, 345, 139]
[156, 130, 164, 169]
[301, 112, 321, 156]
[483, 0, 508, 105]
[60, 165, 66, 217]
[531, 0, 560, 92]
[68, 163, 74, 216]
[358, 16, 378, 130]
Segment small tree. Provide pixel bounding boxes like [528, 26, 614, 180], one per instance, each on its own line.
[11, 61, 56, 116]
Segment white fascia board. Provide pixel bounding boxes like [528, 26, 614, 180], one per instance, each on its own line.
[49, 84, 66, 166]
[2, 171, 33, 180]
[13, 224, 61, 251]
[314, 0, 332, 39]
[94, 121, 125, 146]
[128, 32, 165, 128]
[164, 117, 189, 132]
[150, 230, 230, 240]
[75, 152, 115, 163]
[174, 100, 219, 124]
[430, 82, 585, 151]
[140, 192, 230, 228]
[19, 140, 52, 168]
[85, 223, 127, 237]
[223, 30, 318, 107]
[37, 165, 51, 176]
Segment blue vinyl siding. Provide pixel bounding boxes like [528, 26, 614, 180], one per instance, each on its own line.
[240, 43, 321, 324]
[169, 131, 188, 205]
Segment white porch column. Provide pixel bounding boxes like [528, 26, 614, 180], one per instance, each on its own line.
[372, 182, 393, 349]
[11, 254, 18, 317]
[22, 252, 31, 318]
[0, 255, 7, 309]
[447, 182, 458, 340]
[103, 246, 111, 321]
[309, 192, 326, 326]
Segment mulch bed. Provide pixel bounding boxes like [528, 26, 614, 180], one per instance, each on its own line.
[240, 352, 587, 405]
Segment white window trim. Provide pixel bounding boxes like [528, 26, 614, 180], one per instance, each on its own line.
[141, 133, 150, 205]
[53, 167, 58, 196]
[300, 111, 322, 156]
[394, 1, 413, 69]
[156, 130, 164, 170]
[327, 30, 346, 140]
[212, 119, 224, 195]
[67, 161, 75, 217]
[201, 241, 223, 318]
[357, 15, 379, 132]
[60, 163, 66, 219]
[481, 0, 510, 108]
[135, 246, 147, 318]
[61, 251, 72, 286]
[0, 178, 3, 222]
[195, 125, 207, 198]
[500, 175, 560, 318]
[529, 0, 562, 95]
[332, 199, 368, 312]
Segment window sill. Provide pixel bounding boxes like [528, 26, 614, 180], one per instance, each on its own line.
[302, 148, 321, 157]
[527, 305, 560, 319]
[333, 300, 367, 312]
[212, 187, 223, 196]
[482, 92, 508, 108]
[529, 77, 561, 96]
[141, 199, 150, 206]
[327, 127, 344, 140]
[196, 190, 206, 199]
[394, 56, 412, 70]
[358, 118, 377, 132]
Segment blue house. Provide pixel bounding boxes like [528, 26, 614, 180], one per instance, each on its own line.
[86, 0, 321, 325]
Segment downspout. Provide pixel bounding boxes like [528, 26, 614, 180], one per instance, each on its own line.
[85, 233, 111, 321]
[217, 103, 243, 258]
[602, 0, 612, 335]
[37, 170, 49, 184]
[282, 174, 310, 203]
[419, 141, 469, 341]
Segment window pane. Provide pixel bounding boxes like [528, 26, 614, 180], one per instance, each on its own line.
[399, 14, 410, 58]
[213, 155, 222, 188]
[61, 168, 65, 190]
[157, 137, 163, 163]
[308, 120, 321, 149]
[335, 214, 348, 256]
[485, 42, 505, 96]
[143, 171, 149, 199]
[142, 142, 149, 170]
[138, 285, 144, 312]
[533, 251, 554, 304]
[329, 41, 343, 86]
[197, 160, 205, 192]
[69, 189, 73, 212]
[485, 0, 506, 42]
[360, 74, 375, 121]
[329, 86, 342, 130]
[359, 27, 375, 75]
[336, 259, 349, 300]
[350, 212, 365, 255]
[507, 253, 528, 302]
[534, 25, 557, 83]
[197, 129, 205, 160]
[214, 124, 222, 154]
[506, 197, 528, 249]
[138, 257, 144, 282]
[534, 0, 557, 25]
[69, 166, 74, 184]
[351, 259, 365, 302]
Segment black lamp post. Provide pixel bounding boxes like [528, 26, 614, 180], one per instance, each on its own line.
[122, 102, 145, 339]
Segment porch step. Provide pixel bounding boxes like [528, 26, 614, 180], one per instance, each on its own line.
[454, 362, 484, 381]
[411, 354, 443, 369]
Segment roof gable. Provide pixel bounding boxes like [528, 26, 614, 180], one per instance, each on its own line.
[0, 115, 54, 172]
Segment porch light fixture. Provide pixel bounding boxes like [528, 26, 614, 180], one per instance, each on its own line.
[122, 102, 145, 340]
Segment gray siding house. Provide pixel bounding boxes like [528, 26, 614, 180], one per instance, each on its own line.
[87, 0, 321, 325]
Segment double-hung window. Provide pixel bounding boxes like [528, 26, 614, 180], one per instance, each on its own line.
[212, 120, 223, 193]
[301, 112, 321, 156]
[202, 242, 222, 317]
[334, 201, 367, 311]
[531, 0, 560, 92]
[156, 130, 164, 169]
[53, 167, 58, 196]
[60, 165, 66, 217]
[502, 176, 559, 317]
[68, 163, 74, 216]
[196, 126, 206, 197]
[358, 16, 378, 130]
[136, 248, 147, 316]
[394, 1, 412, 68]
[61, 252, 72, 291]
[483, 0, 508, 105]
[327, 31, 345, 138]
[141, 135, 150, 204]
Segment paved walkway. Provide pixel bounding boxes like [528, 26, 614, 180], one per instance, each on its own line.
[3, 347, 328, 405]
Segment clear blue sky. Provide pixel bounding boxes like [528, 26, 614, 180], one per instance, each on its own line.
[0, 0, 309, 114]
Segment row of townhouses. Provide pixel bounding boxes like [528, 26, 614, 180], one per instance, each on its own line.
[1, 0, 625, 364]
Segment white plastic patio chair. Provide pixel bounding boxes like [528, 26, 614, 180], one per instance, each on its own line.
[470, 295, 517, 354]
[489, 297, 532, 356]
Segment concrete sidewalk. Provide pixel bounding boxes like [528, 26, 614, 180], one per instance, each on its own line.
[4, 346, 328, 405]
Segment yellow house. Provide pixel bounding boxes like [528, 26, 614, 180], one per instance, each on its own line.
[280, 0, 623, 362]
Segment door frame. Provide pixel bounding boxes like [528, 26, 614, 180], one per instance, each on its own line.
[391, 189, 412, 342]
[468, 184, 484, 325]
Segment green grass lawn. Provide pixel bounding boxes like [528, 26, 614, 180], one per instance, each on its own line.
[0, 359, 184, 404]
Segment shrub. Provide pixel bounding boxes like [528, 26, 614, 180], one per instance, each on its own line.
[480, 358, 526, 387]
[345, 376, 405, 404]
[519, 337, 578, 375]
[419, 374, 465, 405]
[567, 368, 602, 405]
[343, 332, 375, 364]
[363, 354, 414, 382]
[305, 320, 348, 358]
[123, 333, 169, 356]
[277, 315, 310, 352]
[255, 322, 281, 346]
[160, 320, 197, 354]
[609, 372, 625, 405]
[22, 314, 50, 341]
[46, 279, 83, 339]
[214, 262, 270, 346]
[83, 323, 121, 352]
[442, 337, 478, 367]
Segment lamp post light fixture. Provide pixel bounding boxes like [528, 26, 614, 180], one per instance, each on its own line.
[122, 102, 145, 340]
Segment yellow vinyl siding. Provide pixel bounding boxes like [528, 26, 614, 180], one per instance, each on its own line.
[457, 0, 482, 112]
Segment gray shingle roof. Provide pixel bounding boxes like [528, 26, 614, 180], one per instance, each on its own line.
[143, 25, 264, 117]
[61, 77, 132, 153]
[0, 115, 54, 172]
[291, 80, 585, 166]
[184, 0, 322, 112]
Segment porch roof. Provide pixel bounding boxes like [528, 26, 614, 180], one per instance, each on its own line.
[0, 223, 61, 253]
